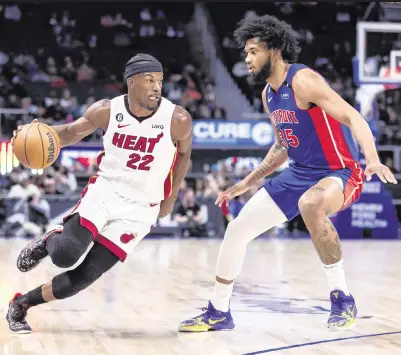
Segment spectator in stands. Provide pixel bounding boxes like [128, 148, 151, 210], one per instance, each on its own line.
[79, 96, 96, 116]
[54, 165, 78, 193]
[205, 164, 227, 198]
[166, 81, 183, 104]
[66, 96, 81, 121]
[180, 80, 201, 108]
[211, 106, 227, 119]
[46, 56, 60, 82]
[77, 63, 95, 82]
[1, 171, 50, 238]
[194, 178, 205, 199]
[59, 89, 73, 110]
[174, 189, 208, 237]
[43, 97, 67, 123]
[0, 4, 226, 142]
[61, 56, 77, 82]
[194, 177, 217, 199]
[197, 102, 211, 119]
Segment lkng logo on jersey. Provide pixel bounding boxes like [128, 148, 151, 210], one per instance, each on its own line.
[152, 124, 164, 129]
[281, 93, 289, 99]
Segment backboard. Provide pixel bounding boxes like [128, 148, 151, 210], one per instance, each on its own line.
[354, 21, 401, 86]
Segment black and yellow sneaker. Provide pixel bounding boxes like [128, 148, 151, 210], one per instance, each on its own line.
[178, 301, 235, 332]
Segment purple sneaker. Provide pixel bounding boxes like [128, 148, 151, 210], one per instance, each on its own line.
[327, 290, 357, 331]
[178, 301, 235, 332]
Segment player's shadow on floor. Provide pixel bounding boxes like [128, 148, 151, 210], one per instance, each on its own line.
[39, 328, 179, 339]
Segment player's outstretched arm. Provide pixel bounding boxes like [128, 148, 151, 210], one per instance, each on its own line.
[215, 87, 288, 207]
[159, 106, 192, 217]
[11, 100, 110, 150]
[51, 99, 110, 148]
[292, 69, 397, 184]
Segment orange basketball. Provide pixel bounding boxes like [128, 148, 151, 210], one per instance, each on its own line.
[13, 122, 61, 169]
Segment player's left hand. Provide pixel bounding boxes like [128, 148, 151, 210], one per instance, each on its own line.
[365, 162, 398, 184]
[159, 196, 176, 218]
[11, 118, 38, 149]
[215, 180, 250, 207]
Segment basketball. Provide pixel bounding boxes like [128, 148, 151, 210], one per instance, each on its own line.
[13, 122, 61, 169]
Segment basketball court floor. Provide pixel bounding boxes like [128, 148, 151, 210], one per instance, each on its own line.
[0, 237, 400, 355]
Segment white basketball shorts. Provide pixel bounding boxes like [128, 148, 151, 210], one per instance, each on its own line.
[64, 175, 160, 261]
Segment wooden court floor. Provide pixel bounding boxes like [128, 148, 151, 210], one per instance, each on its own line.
[0, 237, 400, 355]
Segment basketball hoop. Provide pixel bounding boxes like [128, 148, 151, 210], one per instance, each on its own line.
[380, 66, 401, 89]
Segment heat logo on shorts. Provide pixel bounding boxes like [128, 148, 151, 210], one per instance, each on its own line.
[120, 232, 137, 244]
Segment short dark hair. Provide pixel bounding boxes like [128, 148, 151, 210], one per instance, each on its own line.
[233, 14, 301, 63]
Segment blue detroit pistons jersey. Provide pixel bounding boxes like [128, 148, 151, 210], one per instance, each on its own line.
[266, 63, 359, 170]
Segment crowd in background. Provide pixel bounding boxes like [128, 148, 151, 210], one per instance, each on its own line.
[0, 4, 226, 139]
[211, 2, 360, 108]
[0, 3, 400, 143]
[0, 151, 267, 239]
[0, 161, 78, 238]
[0, 3, 400, 238]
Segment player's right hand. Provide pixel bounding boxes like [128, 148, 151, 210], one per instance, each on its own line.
[215, 180, 250, 207]
[11, 119, 38, 149]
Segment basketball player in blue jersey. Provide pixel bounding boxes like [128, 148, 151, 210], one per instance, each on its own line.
[179, 14, 397, 332]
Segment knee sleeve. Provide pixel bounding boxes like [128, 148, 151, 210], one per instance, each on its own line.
[215, 188, 287, 280]
[47, 214, 93, 268]
[52, 263, 103, 299]
[216, 219, 251, 280]
[52, 242, 119, 300]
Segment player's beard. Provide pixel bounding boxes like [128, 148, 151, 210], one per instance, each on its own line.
[251, 58, 272, 84]
[139, 98, 159, 112]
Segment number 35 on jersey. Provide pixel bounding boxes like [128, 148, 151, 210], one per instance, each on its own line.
[279, 128, 299, 148]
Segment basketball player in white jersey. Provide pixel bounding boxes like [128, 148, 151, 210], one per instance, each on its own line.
[6, 54, 192, 334]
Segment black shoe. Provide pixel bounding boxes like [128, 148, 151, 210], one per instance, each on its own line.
[16, 225, 63, 272]
[5, 293, 32, 334]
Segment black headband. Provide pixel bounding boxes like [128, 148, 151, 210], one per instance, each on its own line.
[124, 56, 163, 80]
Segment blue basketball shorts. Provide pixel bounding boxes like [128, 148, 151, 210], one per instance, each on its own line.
[263, 163, 364, 221]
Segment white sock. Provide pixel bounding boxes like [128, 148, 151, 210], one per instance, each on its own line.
[323, 259, 350, 295]
[211, 281, 234, 312]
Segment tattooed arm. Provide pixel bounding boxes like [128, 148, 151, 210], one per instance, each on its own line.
[246, 87, 288, 183]
[159, 106, 193, 217]
[243, 142, 288, 186]
[215, 87, 288, 207]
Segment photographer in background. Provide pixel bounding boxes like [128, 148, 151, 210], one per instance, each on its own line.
[1, 170, 50, 238]
[174, 189, 208, 237]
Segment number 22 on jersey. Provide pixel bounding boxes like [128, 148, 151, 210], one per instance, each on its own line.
[126, 153, 154, 171]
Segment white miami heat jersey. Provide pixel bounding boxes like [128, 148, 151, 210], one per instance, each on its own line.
[98, 95, 177, 204]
